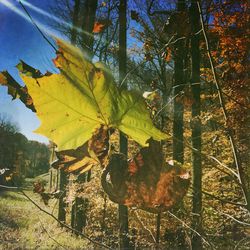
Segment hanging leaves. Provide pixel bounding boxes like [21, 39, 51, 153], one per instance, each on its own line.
[51, 142, 93, 174]
[52, 125, 111, 174]
[102, 139, 190, 213]
[162, 47, 172, 62]
[15, 39, 166, 151]
[93, 20, 111, 33]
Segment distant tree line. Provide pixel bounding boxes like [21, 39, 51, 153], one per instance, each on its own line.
[0, 113, 50, 185]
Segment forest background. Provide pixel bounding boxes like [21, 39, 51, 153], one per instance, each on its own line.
[0, 0, 249, 249]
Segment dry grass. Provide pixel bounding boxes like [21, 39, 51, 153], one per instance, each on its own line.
[0, 180, 90, 250]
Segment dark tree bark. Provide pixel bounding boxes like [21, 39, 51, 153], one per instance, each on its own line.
[71, 0, 80, 44]
[173, 0, 186, 164]
[71, 173, 91, 232]
[57, 0, 81, 226]
[58, 169, 68, 222]
[81, 0, 98, 60]
[68, 0, 98, 232]
[118, 0, 130, 249]
[49, 169, 53, 192]
[155, 212, 161, 248]
[190, 1, 202, 249]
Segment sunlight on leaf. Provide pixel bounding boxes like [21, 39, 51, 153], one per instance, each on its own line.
[15, 39, 167, 150]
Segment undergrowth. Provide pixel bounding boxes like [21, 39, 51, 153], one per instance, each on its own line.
[0, 185, 89, 250]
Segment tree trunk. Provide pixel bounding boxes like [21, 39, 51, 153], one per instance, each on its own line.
[49, 169, 52, 192]
[190, 2, 202, 249]
[81, 0, 98, 60]
[71, 173, 89, 233]
[71, 196, 87, 234]
[71, 0, 80, 44]
[58, 169, 68, 222]
[57, 0, 81, 228]
[173, 0, 186, 164]
[155, 212, 161, 248]
[118, 0, 130, 249]
[70, 0, 98, 232]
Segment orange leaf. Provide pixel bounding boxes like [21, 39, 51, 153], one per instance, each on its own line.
[93, 20, 111, 33]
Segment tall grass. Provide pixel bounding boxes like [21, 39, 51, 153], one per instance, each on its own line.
[0, 187, 89, 249]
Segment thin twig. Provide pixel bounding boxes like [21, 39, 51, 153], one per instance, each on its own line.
[146, 84, 242, 182]
[164, 61, 249, 109]
[20, 189, 111, 249]
[38, 215, 68, 250]
[234, 237, 250, 250]
[219, 212, 250, 226]
[19, 1, 57, 52]
[167, 211, 213, 248]
[147, 0, 172, 16]
[167, 132, 240, 181]
[131, 209, 156, 243]
[200, 189, 246, 208]
[153, 91, 183, 120]
[119, 60, 146, 88]
[119, 35, 175, 88]
[0, 184, 29, 190]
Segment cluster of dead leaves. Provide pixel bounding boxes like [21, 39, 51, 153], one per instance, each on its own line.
[52, 125, 111, 174]
[102, 139, 190, 213]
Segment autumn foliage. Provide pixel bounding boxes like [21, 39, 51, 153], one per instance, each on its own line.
[102, 139, 190, 213]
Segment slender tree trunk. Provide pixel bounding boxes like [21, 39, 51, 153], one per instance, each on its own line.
[171, 1, 187, 248]
[56, 169, 59, 190]
[71, 0, 80, 44]
[58, 0, 81, 226]
[71, 196, 87, 234]
[155, 212, 161, 248]
[70, 0, 98, 232]
[58, 169, 68, 222]
[49, 169, 52, 192]
[101, 195, 107, 231]
[118, 0, 130, 249]
[190, 2, 202, 249]
[81, 0, 98, 60]
[173, 0, 186, 164]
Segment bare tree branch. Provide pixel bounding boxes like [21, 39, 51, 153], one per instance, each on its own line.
[19, 1, 57, 52]
[167, 211, 213, 248]
[147, 0, 172, 16]
[38, 215, 68, 250]
[131, 209, 156, 243]
[219, 212, 250, 226]
[200, 189, 247, 208]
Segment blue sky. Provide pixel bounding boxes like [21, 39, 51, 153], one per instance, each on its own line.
[0, 0, 59, 144]
[0, 0, 144, 144]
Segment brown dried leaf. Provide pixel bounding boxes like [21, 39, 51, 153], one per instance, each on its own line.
[102, 139, 190, 213]
[0, 71, 36, 112]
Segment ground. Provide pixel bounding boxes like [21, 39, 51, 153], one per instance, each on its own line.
[0, 177, 89, 250]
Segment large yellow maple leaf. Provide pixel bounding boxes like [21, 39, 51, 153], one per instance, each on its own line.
[16, 39, 167, 150]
